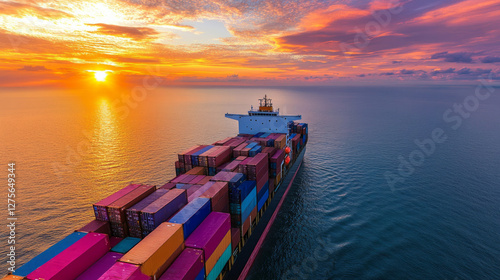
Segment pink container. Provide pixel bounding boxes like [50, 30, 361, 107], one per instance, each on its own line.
[27, 233, 110, 280]
[185, 212, 230, 261]
[159, 248, 204, 280]
[98, 262, 150, 280]
[76, 252, 123, 280]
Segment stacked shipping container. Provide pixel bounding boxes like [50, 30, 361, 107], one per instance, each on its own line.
[9, 122, 307, 280]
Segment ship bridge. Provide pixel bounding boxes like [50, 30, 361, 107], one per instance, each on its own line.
[225, 95, 301, 134]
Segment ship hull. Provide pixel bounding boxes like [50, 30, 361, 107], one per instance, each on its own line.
[225, 145, 306, 280]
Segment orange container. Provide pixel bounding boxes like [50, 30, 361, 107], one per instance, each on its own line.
[120, 222, 184, 278]
[204, 230, 231, 275]
[186, 167, 206, 175]
[1, 275, 24, 280]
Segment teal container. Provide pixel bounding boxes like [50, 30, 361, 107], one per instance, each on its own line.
[206, 244, 231, 280]
[111, 237, 141, 254]
[14, 232, 87, 277]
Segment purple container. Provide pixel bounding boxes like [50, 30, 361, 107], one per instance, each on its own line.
[159, 248, 204, 280]
[141, 189, 187, 231]
[126, 189, 169, 229]
[27, 233, 110, 280]
[98, 262, 150, 280]
[75, 252, 123, 280]
[185, 212, 230, 261]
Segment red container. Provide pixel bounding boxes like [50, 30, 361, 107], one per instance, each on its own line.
[207, 146, 231, 167]
[185, 212, 231, 262]
[231, 228, 240, 251]
[213, 137, 233, 146]
[179, 145, 206, 165]
[107, 185, 156, 224]
[98, 262, 149, 280]
[212, 196, 229, 213]
[159, 248, 204, 280]
[256, 170, 269, 193]
[27, 233, 110, 280]
[93, 184, 141, 221]
[159, 183, 177, 190]
[188, 175, 206, 185]
[235, 156, 247, 161]
[196, 176, 212, 186]
[200, 182, 228, 209]
[232, 143, 247, 158]
[171, 174, 189, 184]
[186, 185, 201, 198]
[78, 220, 111, 236]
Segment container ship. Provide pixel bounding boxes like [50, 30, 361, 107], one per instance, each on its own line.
[5, 96, 308, 280]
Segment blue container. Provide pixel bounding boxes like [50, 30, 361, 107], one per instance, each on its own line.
[266, 139, 274, 147]
[249, 146, 262, 157]
[229, 180, 256, 203]
[14, 232, 87, 277]
[169, 197, 211, 239]
[258, 189, 269, 211]
[257, 181, 269, 202]
[228, 173, 246, 189]
[245, 142, 258, 149]
[259, 133, 270, 138]
[241, 188, 257, 222]
[195, 266, 205, 280]
[254, 132, 265, 138]
[191, 145, 214, 166]
[206, 245, 231, 280]
[208, 167, 216, 176]
[111, 237, 141, 254]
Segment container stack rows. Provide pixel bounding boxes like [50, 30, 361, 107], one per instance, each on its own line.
[6, 122, 308, 280]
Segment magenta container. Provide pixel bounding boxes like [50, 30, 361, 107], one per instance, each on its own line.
[185, 212, 230, 261]
[27, 233, 110, 280]
[75, 252, 123, 280]
[98, 262, 150, 280]
[159, 248, 204, 280]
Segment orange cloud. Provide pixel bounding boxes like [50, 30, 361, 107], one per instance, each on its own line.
[0, 1, 72, 19]
[87, 23, 161, 41]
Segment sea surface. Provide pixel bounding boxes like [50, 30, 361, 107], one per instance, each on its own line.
[1, 86, 499, 279]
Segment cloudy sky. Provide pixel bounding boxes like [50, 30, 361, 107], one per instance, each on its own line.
[1, 0, 499, 87]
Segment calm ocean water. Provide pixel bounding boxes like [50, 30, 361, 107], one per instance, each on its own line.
[1, 86, 499, 279]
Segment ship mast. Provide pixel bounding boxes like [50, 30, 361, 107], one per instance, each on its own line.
[258, 95, 273, 112]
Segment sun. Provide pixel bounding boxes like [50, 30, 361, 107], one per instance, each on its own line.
[94, 71, 108, 82]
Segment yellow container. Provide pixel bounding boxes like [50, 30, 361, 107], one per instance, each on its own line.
[120, 222, 184, 278]
[205, 230, 231, 275]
